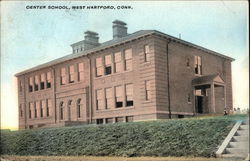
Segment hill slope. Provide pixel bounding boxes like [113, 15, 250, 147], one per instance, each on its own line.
[0, 114, 247, 157]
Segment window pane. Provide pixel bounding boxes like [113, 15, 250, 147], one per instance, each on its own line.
[47, 72, 51, 80]
[41, 74, 45, 82]
[97, 90, 103, 99]
[78, 63, 84, 72]
[105, 55, 112, 65]
[114, 52, 122, 62]
[29, 77, 34, 85]
[69, 65, 74, 74]
[97, 67, 103, 76]
[198, 56, 201, 65]
[125, 49, 132, 60]
[146, 81, 151, 90]
[79, 72, 84, 81]
[96, 57, 102, 67]
[115, 62, 122, 73]
[61, 68, 66, 76]
[125, 60, 132, 71]
[35, 75, 39, 83]
[126, 84, 133, 95]
[115, 86, 122, 97]
[105, 88, 112, 98]
[144, 45, 149, 53]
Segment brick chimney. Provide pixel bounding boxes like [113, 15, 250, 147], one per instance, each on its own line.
[112, 20, 127, 39]
[83, 31, 100, 50]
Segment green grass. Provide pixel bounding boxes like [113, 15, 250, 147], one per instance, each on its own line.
[0, 114, 247, 157]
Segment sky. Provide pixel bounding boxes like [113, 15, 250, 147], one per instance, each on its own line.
[1, 1, 249, 130]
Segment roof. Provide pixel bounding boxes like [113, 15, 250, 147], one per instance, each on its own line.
[192, 74, 225, 86]
[15, 30, 235, 76]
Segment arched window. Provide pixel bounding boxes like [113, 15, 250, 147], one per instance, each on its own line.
[60, 102, 64, 120]
[77, 99, 82, 118]
[68, 100, 72, 121]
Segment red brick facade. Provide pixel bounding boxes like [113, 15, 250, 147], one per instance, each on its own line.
[16, 21, 234, 129]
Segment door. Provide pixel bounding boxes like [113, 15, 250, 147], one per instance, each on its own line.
[195, 96, 203, 113]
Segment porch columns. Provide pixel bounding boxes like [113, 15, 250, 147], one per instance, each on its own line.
[210, 83, 216, 113]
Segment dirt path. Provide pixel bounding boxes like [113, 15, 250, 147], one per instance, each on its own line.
[0, 155, 237, 161]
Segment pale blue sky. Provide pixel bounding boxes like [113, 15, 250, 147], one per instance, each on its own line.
[1, 1, 249, 129]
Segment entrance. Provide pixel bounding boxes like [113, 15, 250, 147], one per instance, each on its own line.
[196, 96, 203, 113]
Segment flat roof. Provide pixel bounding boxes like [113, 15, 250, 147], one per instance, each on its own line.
[15, 30, 235, 76]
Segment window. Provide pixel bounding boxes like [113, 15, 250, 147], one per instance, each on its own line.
[29, 103, 33, 119]
[188, 94, 191, 103]
[114, 52, 122, 73]
[78, 63, 84, 81]
[194, 56, 202, 75]
[35, 101, 39, 118]
[69, 65, 75, 83]
[105, 88, 113, 109]
[47, 99, 52, 117]
[59, 102, 64, 120]
[115, 86, 123, 108]
[96, 89, 104, 110]
[125, 84, 133, 107]
[29, 77, 33, 92]
[77, 99, 82, 118]
[126, 116, 133, 122]
[106, 118, 113, 124]
[125, 49, 132, 71]
[187, 58, 190, 67]
[34, 75, 39, 91]
[145, 80, 151, 100]
[19, 104, 23, 118]
[68, 100, 72, 120]
[105, 55, 112, 75]
[144, 45, 150, 62]
[19, 80, 23, 92]
[61, 68, 66, 85]
[40, 73, 45, 90]
[96, 119, 103, 124]
[96, 57, 103, 77]
[41, 100, 46, 117]
[116, 117, 123, 123]
[46, 72, 51, 88]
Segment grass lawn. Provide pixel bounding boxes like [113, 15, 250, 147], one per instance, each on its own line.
[0, 114, 248, 158]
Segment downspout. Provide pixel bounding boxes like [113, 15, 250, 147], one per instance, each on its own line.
[87, 55, 93, 124]
[51, 67, 57, 124]
[23, 75, 27, 129]
[166, 40, 172, 119]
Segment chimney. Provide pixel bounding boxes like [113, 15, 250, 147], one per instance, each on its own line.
[83, 31, 100, 50]
[112, 20, 127, 39]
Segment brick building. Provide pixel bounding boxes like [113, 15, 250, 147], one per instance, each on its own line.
[16, 20, 234, 129]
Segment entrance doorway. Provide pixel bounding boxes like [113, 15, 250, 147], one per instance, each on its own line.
[195, 96, 203, 113]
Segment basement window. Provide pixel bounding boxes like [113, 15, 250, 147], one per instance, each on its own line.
[106, 118, 113, 124]
[126, 116, 134, 122]
[116, 117, 123, 123]
[96, 119, 104, 124]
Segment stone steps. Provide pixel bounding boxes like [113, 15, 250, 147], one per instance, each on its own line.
[216, 118, 249, 160]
